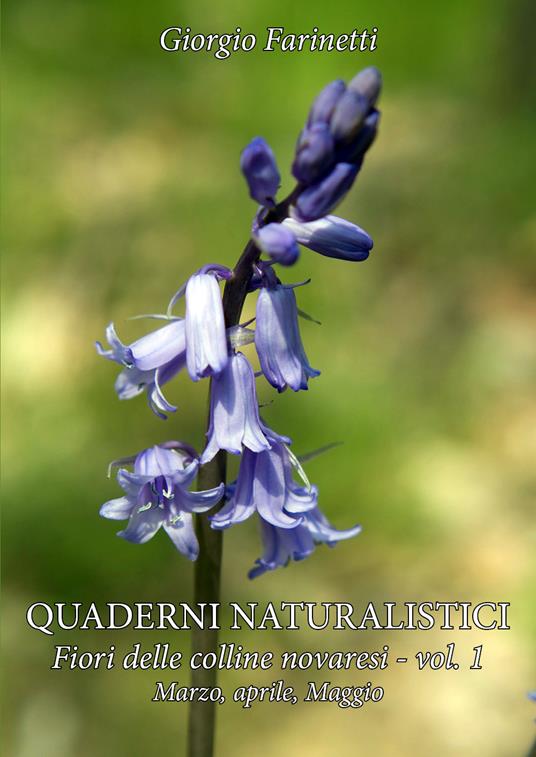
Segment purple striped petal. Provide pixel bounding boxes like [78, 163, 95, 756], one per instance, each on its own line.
[255, 286, 319, 392]
[201, 352, 271, 463]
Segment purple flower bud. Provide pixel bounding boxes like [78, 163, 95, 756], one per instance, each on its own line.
[255, 285, 319, 392]
[308, 79, 346, 124]
[330, 90, 370, 143]
[255, 223, 299, 266]
[348, 66, 382, 106]
[201, 352, 273, 464]
[292, 122, 335, 184]
[338, 110, 380, 164]
[211, 437, 317, 531]
[293, 162, 358, 222]
[283, 214, 373, 262]
[240, 137, 280, 207]
[249, 507, 362, 579]
[100, 444, 224, 559]
[185, 273, 228, 381]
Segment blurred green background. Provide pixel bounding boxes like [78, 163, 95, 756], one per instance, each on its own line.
[3, 0, 535, 755]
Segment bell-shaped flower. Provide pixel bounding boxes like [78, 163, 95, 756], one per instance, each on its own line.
[184, 271, 229, 381]
[100, 443, 224, 560]
[201, 352, 274, 463]
[211, 438, 316, 530]
[249, 507, 362, 579]
[255, 284, 319, 392]
[283, 214, 373, 262]
[96, 320, 186, 418]
[240, 137, 280, 207]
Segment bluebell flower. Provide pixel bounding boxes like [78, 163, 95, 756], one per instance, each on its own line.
[211, 438, 316, 530]
[96, 320, 186, 418]
[248, 507, 362, 578]
[283, 214, 373, 262]
[255, 283, 319, 392]
[97, 264, 232, 413]
[240, 137, 280, 207]
[100, 443, 224, 559]
[184, 271, 229, 381]
[254, 222, 299, 266]
[201, 351, 275, 463]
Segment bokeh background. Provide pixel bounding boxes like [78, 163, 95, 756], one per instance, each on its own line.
[3, 1, 535, 755]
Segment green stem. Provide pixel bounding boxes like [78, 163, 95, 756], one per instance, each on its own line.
[187, 192, 298, 757]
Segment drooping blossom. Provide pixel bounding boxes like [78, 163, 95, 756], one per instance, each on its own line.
[248, 507, 362, 578]
[97, 265, 232, 415]
[211, 437, 316, 530]
[100, 443, 224, 559]
[96, 320, 186, 418]
[255, 282, 319, 392]
[184, 270, 229, 381]
[201, 351, 275, 463]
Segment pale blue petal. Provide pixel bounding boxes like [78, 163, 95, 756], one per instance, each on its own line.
[130, 319, 186, 371]
[118, 505, 163, 544]
[100, 497, 134, 520]
[185, 273, 228, 381]
[178, 483, 225, 514]
[163, 514, 198, 560]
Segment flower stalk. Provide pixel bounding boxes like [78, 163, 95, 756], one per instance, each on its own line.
[187, 237, 261, 757]
[97, 66, 383, 757]
[187, 193, 297, 756]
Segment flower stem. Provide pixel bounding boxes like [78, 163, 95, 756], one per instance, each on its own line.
[187, 239, 261, 757]
[187, 450, 226, 757]
[187, 193, 296, 757]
